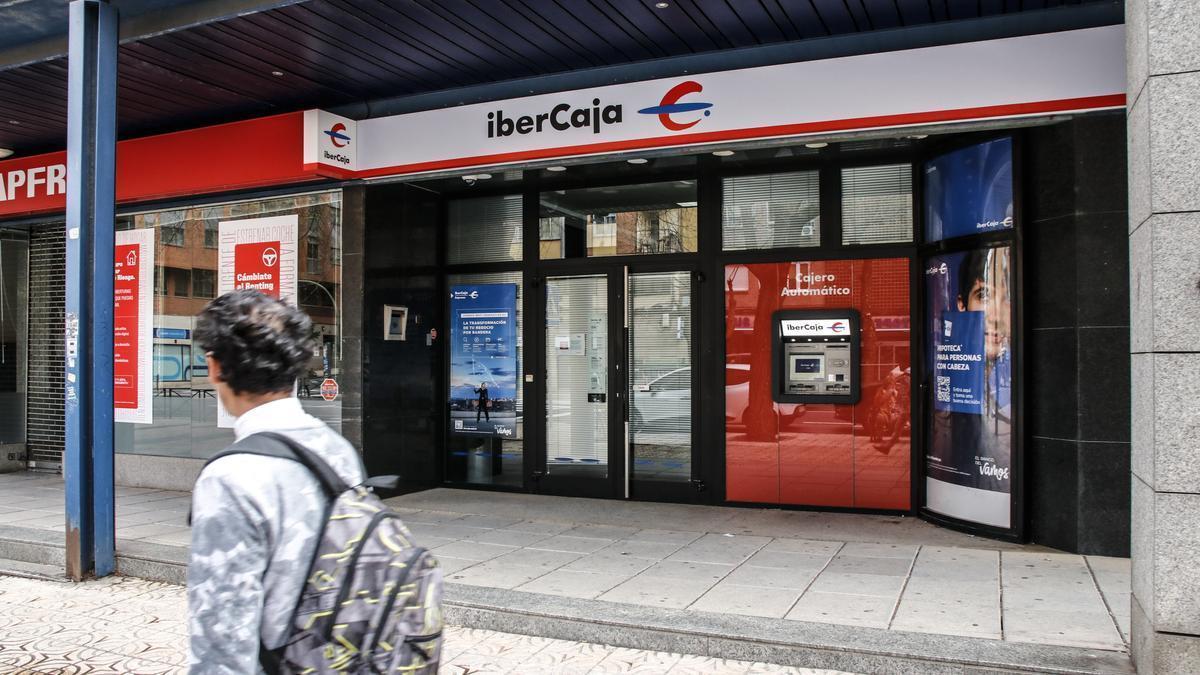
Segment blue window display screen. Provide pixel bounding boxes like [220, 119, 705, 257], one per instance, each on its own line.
[923, 137, 1013, 242]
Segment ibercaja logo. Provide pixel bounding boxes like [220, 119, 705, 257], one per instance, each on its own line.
[638, 81, 713, 131]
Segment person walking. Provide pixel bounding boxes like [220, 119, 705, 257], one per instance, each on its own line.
[187, 290, 365, 674]
[474, 381, 490, 422]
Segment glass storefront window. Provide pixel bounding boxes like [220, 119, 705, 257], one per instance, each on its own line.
[723, 171, 820, 250]
[114, 190, 343, 460]
[0, 229, 28, 445]
[445, 270, 524, 487]
[447, 195, 523, 264]
[842, 164, 913, 245]
[539, 181, 698, 259]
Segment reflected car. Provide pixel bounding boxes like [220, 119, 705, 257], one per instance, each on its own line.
[630, 365, 804, 431]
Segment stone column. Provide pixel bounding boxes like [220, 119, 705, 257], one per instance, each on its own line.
[1127, 2, 1200, 672]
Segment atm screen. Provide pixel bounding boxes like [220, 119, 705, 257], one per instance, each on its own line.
[789, 354, 824, 380]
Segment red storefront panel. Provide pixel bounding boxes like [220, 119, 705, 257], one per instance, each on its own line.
[0, 112, 318, 220]
[725, 258, 911, 510]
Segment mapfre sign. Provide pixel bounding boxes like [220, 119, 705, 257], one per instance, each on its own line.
[0, 112, 329, 219]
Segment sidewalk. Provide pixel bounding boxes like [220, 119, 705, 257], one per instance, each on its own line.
[0, 574, 837, 674]
[0, 471, 1133, 673]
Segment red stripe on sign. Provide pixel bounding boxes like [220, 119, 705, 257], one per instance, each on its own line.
[355, 94, 1126, 179]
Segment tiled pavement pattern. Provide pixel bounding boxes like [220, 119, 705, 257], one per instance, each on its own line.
[396, 507, 1131, 652]
[0, 574, 848, 674]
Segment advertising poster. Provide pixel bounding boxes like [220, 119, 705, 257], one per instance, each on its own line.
[113, 228, 154, 424]
[923, 137, 1013, 242]
[216, 215, 298, 427]
[925, 246, 1014, 528]
[449, 284, 519, 438]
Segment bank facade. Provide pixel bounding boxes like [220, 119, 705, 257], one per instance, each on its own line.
[0, 15, 1131, 562]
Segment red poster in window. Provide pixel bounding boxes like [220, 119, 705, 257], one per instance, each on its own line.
[113, 243, 140, 409]
[234, 240, 282, 298]
[114, 229, 154, 424]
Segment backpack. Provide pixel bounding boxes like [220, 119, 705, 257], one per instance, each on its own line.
[202, 431, 444, 674]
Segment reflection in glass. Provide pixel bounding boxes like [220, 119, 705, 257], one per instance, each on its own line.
[545, 276, 607, 475]
[842, 164, 913, 245]
[539, 181, 697, 259]
[723, 171, 819, 250]
[0, 230, 28, 445]
[448, 195, 523, 264]
[114, 191, 343, 460]
[629, 272, 691, 482]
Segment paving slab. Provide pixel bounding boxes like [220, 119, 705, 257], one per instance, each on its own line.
[690, 581, 803, 618]
[516, 569, 629, 599]
[787, 591, 895, 629]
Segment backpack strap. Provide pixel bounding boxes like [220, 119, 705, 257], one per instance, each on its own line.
[201, 431, 352, 498]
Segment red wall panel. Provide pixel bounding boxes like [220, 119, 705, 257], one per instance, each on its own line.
[725, 258, 911, 510]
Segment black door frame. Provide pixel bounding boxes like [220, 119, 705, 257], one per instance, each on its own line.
[529, 259, 705, 503]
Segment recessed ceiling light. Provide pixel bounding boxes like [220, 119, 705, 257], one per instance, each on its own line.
[0, 148, 12, 159]
[8, 120, 19, 125]
[627, 158, 648, 165]
[655, 1, 670, 8]
[474, 173, 492, 180]
[676, 201, 698, 207]
[804, 142, 828, 149]
[546, 165, 567, 172]
[711, 150, 735, 157]
[907, 134, 929, 140]
[270, 70, 284, 77]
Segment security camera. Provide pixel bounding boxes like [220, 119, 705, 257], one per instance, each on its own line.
[462, 175, 477, 186]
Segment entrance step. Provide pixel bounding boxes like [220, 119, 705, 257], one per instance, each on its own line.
[0, 523, 187, 585]
[0, 558, 69, 582]
[444, 584, 1134, 675]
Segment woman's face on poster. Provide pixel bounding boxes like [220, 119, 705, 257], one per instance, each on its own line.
[957, 249, 1011, 362]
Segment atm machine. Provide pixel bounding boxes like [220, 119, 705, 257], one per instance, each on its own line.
[772, 309, 861, 405]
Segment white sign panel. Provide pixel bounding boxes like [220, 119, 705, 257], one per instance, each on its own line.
[113, 228, 154, 424]
[304, 109, 359, 175]
[215, 214, 298, 427]
[780, 319, 853, 337]
[348, 26, 1124, 178]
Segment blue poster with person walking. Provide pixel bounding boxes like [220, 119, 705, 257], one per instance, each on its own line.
[449, 284, 520, 438]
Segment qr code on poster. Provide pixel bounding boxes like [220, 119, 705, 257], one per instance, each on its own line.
[936, 376, 951, 403]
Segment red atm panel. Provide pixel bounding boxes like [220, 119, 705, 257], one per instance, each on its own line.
[724, 258, 911, 510]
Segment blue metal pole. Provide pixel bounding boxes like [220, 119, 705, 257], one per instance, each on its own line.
[64, 0, 118, 580]
[91, 0, 118, 578]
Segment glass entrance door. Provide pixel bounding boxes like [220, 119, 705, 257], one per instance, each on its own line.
[542, 274, 615, 497]
[539, 269, 696, 500]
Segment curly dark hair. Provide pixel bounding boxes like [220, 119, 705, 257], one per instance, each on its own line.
[194, 290, 315, 395]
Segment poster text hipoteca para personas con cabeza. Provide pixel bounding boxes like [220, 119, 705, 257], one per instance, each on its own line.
[924, 246, 1014, 529]
[215, 214, 298, 428]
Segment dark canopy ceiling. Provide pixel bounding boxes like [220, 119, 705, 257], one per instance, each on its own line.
[0, 0, 1121, 157]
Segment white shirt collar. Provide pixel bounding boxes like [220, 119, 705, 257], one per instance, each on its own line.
[233, 396, 322, 441]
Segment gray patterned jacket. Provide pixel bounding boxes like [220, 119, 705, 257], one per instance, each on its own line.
[187, 397, 364, 675]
